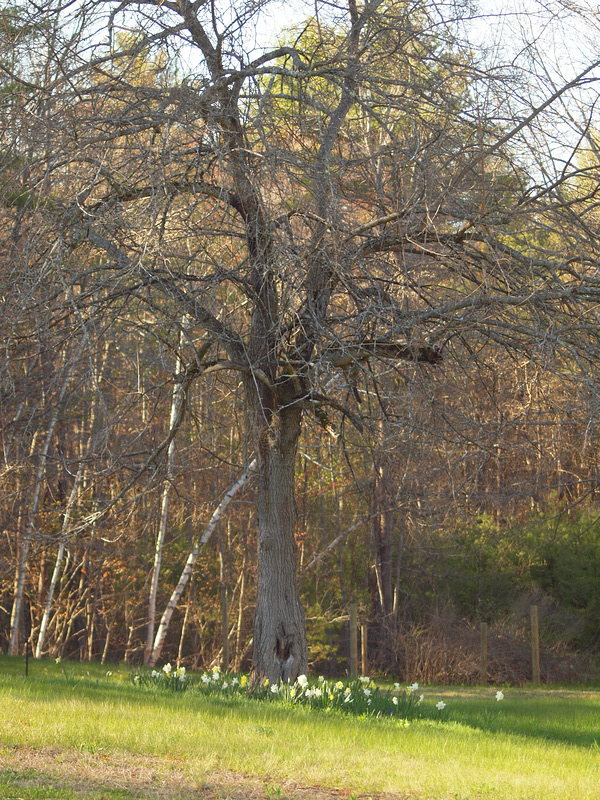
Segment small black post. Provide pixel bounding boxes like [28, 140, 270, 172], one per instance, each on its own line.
[25, 640, 29, 678]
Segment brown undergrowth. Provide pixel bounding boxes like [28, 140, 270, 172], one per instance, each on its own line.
[0, 746, 414, 800]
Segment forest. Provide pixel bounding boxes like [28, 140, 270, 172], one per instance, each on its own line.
[2, 0, 600, 684]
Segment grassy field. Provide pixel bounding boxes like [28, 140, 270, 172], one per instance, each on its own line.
[0, 656, 599, 800]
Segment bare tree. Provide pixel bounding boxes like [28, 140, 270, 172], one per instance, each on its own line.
[4, 0, 600, 679]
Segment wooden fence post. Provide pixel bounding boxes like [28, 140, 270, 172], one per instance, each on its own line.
[531, 605, 540, 684]
[349, 603, 358, 678]
[480, 622, 488, 685]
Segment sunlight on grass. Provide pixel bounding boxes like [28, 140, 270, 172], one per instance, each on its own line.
[1, 657, 599, 800]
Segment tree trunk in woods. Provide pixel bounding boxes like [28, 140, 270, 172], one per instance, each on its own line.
[372, 460, 395, 622]
[9, 357, 76, 655]
[144, 328, 188, 664]
[251, 404, 307, 684]
[35, 462, 84, 658]
[148, 459, 257, 666]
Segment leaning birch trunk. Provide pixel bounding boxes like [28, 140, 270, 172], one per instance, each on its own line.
[8, 362, 74, 655]
[148, 459, 257, 667]
[144, 347, 185, 664]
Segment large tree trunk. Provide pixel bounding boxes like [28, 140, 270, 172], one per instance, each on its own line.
[251, 405, 307, 684]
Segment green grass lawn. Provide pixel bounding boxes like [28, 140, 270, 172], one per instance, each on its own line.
[0, 656, 599, 800]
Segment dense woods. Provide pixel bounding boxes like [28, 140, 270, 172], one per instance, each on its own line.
[2, 0, 600, 682]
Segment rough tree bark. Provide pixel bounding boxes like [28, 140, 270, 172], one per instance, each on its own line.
[250, 400, 308, 682]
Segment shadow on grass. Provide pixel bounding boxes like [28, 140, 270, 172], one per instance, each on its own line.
[447, 693, 600, 750]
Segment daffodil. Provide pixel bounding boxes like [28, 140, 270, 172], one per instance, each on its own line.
[270, 684, 279, 693]
[436, 700, 446, 710]
[162, 663, 172, 674]
[363, 688, 372, 697]
[335, 681, 344, 690]
[297, 674, 308, 688]
[392, 696, 398, 705]
[495, 690, 504, 701]
[240, 675, 248, 688]
[410, 682, 419, 692]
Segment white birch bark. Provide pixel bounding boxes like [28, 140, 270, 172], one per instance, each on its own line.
[34, 461, 84, 658]
[144, 339, 186, 664]
[8, 360, 74, 655]
[35, 340, 110, 658]
[148, 458, 257, 667]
